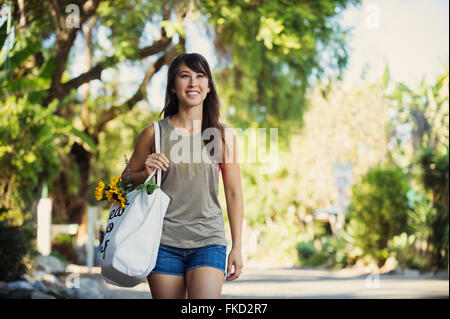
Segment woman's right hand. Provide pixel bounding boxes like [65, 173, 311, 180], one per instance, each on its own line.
[144, 153, 170, 176]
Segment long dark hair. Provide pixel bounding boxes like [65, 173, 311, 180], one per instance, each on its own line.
[160, 53, 228, 164]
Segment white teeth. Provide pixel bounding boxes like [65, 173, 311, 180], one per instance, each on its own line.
[187, 92, 199, 96]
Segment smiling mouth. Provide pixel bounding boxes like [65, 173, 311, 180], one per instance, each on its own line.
[186, 91, 200, 97]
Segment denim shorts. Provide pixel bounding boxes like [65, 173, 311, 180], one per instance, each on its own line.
[150, 244, 227, 276]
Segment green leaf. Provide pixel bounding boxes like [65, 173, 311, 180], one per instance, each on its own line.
[8, 42, 42, 72]
[135, 179, 159, 195]
[0, 21, 7, 47]
[68, 126, 98, 152]
[38, 57, 56, 79]
[160, 20, 185, 38]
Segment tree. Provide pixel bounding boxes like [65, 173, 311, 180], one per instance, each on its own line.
[346, 166, 410, 267]
[1, 0, 360, 239]
[386, 66, 449, 271]
[201, 0, 361, 142]
[238, 76, 393, 262]
[1, 0, 187, 226]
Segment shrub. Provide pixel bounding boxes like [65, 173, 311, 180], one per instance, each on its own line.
[296, 241, 315, 261]
[0, 215, 38, 282]
[390, 232, 425, 271]
[346, 165, 410, 267]
[51, 233, 78, 264]
[297, 235, 357, 268]
[414, 148, 449, 271]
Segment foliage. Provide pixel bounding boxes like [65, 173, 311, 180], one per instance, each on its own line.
[200, 0, 362, 143]
[0, 215, 37, 282]
[2, 1, 447, 273]
[296, 235, 359, 268]
[51, 233, 77, 264]
[389, 232, 424, 271]
[386, 65, 449, 168]
[236, 77, 392, 263]
[385, 66, 449, 271]
[0, 96, 70, 281]
[386, 191, 438, 271]
[296, 241, 315, 261]
[94, 172, 159, 209]
[52, 233, 74, 245]
[3, 0, 362, 234]
[414, 148, 449, 270]
[96, 0, 164, 61]
[345, 165, 410, 267]
[134, 179, 160, 195]
[0, 96, 68, 213]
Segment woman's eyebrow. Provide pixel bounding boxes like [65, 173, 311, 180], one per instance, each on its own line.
[178, 69, 205, 75]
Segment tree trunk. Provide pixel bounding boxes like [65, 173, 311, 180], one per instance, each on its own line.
[52, 142, 92, 225]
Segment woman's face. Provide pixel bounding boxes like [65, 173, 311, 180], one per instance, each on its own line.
[172, 62, 211, 108]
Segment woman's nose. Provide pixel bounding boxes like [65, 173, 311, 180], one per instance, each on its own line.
[188, 77, 198, 86]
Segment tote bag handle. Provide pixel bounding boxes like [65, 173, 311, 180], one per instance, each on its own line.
[144, 121, 162, 186]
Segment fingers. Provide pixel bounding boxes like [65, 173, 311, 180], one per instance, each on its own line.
[156, 153, 170, 166]
[226, 260, 233, 279]
[226, 258, 243, 281]
[226, 268, 242, 281]
[145, 153, 170, 171]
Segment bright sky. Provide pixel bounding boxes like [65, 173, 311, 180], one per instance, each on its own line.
[65, 0, 450, 109]
[339, 0, 449, 89]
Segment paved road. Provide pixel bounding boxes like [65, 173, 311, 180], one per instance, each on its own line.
[97, 267, 449, 299]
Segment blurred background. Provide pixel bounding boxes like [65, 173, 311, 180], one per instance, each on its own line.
[0, 0, 448, 298]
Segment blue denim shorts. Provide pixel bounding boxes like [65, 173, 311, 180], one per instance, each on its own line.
[150, 244, 227, 276]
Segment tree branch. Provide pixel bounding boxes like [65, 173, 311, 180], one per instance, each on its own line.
[43, 0, 102, 107]
[61, 36, 172, 97]
[93, 46, 179, 135]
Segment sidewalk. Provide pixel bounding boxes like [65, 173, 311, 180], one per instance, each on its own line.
[86, 266, 449, 299]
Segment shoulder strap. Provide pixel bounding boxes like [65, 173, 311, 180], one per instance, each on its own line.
[153, 121, 162, 186]
[144, 121, 161, 186]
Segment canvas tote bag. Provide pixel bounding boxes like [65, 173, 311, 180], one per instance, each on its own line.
[99, 121, 170, 287]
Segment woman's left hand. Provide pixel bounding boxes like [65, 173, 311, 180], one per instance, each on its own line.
[226, 247, 243, 281]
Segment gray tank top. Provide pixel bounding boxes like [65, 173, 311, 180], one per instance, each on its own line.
[157, 116, 227, 248]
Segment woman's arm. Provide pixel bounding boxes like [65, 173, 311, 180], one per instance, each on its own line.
[120, 123, 169, 187]
[221, 129, 244, 281]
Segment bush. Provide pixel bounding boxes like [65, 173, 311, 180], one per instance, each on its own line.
[346, 165, 410, 267]
[296, 241, 315, 261]
[414, 148, 449, 271]
[51, 233, 78, 264]
[0, 215, 37, 282]
[390, 232, 425, 271]
[296, 235, 357, 268]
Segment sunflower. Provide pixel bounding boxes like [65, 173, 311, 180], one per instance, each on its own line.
[110, 175, 121, 189]
[106, 188, 126, 208]
[95, 181, 105, 200]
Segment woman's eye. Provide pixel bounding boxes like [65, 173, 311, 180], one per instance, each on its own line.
[180, 74, 205, 79]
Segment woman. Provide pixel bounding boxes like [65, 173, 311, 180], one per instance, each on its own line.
[120, 53, 244, 299]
